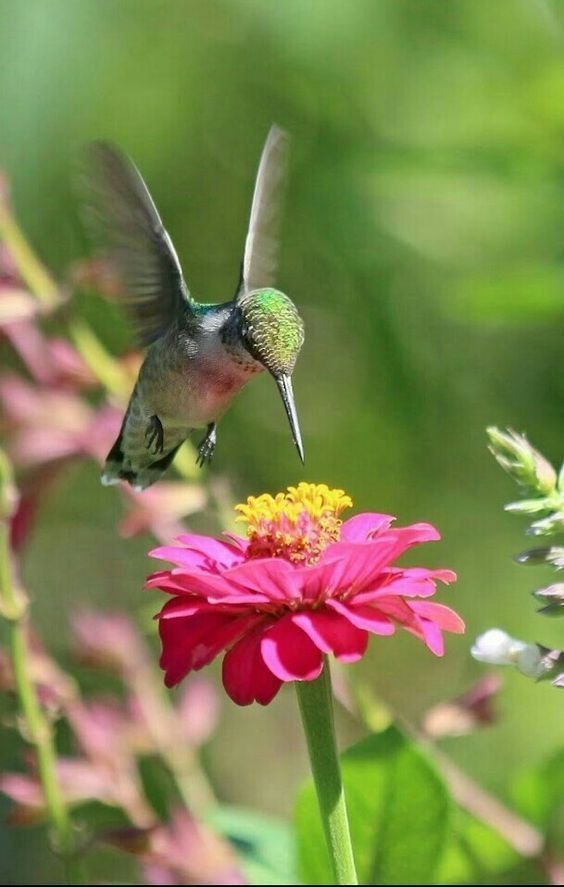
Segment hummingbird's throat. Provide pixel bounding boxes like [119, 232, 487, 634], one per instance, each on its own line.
[235, 483, 352, 565]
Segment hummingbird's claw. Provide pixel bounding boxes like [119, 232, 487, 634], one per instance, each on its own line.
[145, 415, 165, 456]
[196, 422, 217, 468]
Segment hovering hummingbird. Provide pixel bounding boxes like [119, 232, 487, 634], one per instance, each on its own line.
[79, 126, 305, 490]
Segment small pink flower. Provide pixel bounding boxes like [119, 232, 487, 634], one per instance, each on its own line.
[143, 809, 244, 886]
[0, 374, 122, 467]
[120, 482, 207, 541]
[2, 321, 96, 389]
[148, 483, 464, 706]
[0, 289, 39, 325]
[71, 609, 147, 674]
[1, 696, 155, 825]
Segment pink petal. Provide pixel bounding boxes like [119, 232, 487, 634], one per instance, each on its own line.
[149, 544, 223, 572]
[147, 568, 269, 604]
[15, 429, 78, 465]
[289, 557, 348, 601]
[387, 522, 441, 546]
[292, 610, 368, 662]
[145, 570, 201, 595]
[56, 758, 116, 803]
[327, 599, 395, 635]
[224, 558, 301, 602]
[159, 611, 261, 686]
[353, 567, 457, 604]
[0, 290, 39, 325]
[340, 513, 394, 542]
[401, 567, 457, 584]
[3, 321, 55, 386]
[222, 532, 249, 554]
[415, 618, 444, 656]
[222, 625, 282, 706]
[409, 600, 465, 633]
[260, 615, 324, 681]
[319, 541, 399, 591]
[177, 678, 219, 745]
[157, 597, 242, 620]
[368, 595, 415, 623]
[174, 533, 245, 568]
[160, 567, 248, 601]
[321, 523, 443, 594]
[0, 773, 43, 807]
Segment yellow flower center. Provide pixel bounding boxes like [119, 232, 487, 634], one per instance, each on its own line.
[236, 482, 353, 565]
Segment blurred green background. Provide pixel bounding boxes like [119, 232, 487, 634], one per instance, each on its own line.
[2, 0, 564, 882]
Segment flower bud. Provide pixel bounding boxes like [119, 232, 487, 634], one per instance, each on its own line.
[527, 512, 564, 537]
[533, 583, 564, 616]
[514, 546, 564, 568]
[487, 427, 557, 496]
[505, 498, 552, 516]
[471, 629, 528, 667]
[472, 628, 564, 681]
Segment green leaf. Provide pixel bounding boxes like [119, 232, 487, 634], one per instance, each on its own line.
[295, 726, 450, 885]
[512, 747, 564, 854]
[209, 805, 298, 885]
[435, 808, 518, 884]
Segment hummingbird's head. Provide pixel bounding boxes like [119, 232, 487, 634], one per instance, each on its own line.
[239, 287, 305, 462]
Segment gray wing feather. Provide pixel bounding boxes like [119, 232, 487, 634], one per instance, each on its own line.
[78, 142, 192, 346]
[239, 125, 289, 296]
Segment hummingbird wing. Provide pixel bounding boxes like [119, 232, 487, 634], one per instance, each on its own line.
[237, 124, 290, 297]
[78, 142, 193, 347]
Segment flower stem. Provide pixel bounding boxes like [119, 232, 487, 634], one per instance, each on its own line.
[0, 456, 82, 883]
[9, 619, 82, 884]
[295, 659, 358, 885]
[0, 199, 59, 309]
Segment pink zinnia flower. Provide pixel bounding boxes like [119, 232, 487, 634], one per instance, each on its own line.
[148, 483, 464, 705]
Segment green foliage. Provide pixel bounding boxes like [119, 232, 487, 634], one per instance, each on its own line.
[436, 809, 518, 885]
[512, 748, 564, 854]
[210, 805, 297, 885]
[295, 727, 450, 885]
[296, 726, 526, 885]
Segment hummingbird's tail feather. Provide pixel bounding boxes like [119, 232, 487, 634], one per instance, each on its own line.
[130, 444, 183, 491]
[101, 421, 184, 491]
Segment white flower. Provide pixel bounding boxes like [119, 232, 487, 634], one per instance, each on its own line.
[471, 628, 545, 679]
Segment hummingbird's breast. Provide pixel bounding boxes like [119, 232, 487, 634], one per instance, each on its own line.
[139, 315, 262, 429]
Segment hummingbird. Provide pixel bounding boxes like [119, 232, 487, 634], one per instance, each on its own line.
[79, 126, 305, 490]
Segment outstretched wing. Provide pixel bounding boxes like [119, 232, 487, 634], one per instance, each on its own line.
[238, 125, 290, 297]
[78, 142, 193, 346]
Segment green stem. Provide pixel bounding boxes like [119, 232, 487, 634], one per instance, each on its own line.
[0, 201, 59, 308]
[0, 522, 82, 883]
[295, 659, 358, 886]
[67, 317, 132, 400]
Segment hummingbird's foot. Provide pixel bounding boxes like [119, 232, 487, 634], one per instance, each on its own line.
[196, 422, 217, 468]
[145, 414, 165, 456]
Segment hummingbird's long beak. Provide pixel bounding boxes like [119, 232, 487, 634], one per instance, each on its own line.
[275, 374, 305, 464]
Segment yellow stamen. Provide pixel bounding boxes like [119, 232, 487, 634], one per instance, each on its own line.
[235, 483, 352, 564]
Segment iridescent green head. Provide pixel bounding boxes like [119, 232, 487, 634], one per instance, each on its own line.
[239, 287, 304, 376]
[239, 287, 305, 462]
